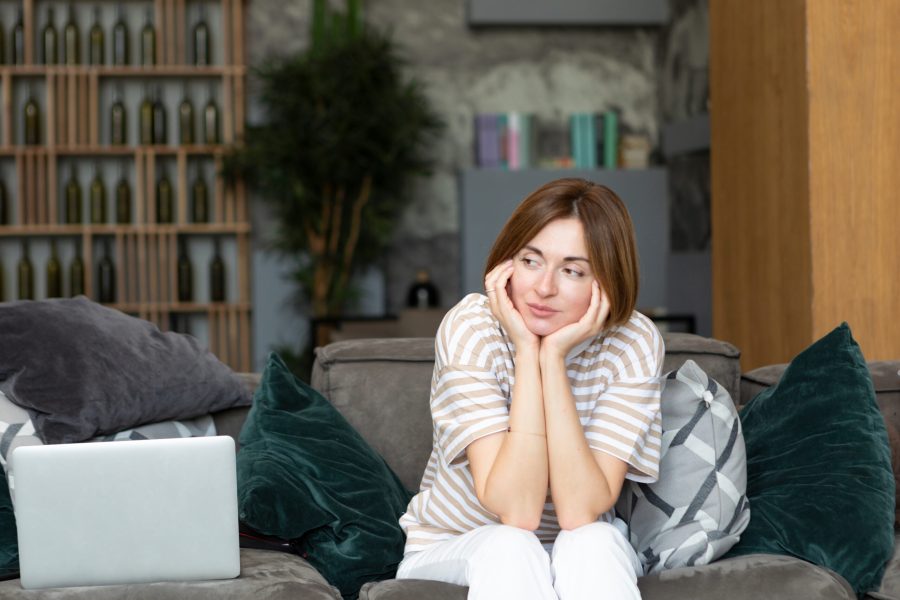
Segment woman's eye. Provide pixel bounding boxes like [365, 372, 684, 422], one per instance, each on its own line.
[520, 257, 539, 268]
[563, 268, 584, 278]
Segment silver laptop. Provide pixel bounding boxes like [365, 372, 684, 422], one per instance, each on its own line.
[10, 436, 241, 589]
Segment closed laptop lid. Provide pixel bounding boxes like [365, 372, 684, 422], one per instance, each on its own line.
[10, 436, 240, 590]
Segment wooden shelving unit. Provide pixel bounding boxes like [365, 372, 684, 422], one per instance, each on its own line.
[0, 0, 251, 372]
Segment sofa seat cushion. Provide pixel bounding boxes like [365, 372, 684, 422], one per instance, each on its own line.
[359, 554, 854, 600]
[0, 549, 340, 599]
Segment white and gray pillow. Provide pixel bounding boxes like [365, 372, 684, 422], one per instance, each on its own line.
[616, 359, 751, 573]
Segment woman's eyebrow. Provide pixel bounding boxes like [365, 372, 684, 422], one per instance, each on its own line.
[522, 245, 590, 263]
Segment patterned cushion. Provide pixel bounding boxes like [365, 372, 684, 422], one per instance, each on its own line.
[616, 359, 750, 573]
[0, 392, 41, 473]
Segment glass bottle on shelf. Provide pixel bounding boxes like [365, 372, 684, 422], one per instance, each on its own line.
[203, 89, 219, 145]
[65, 165, 82, 224]
[0, 14, 5, 65]
[46, 239, 62, 298]
[42, 6, 58, 65]
[152, 87, 167, 144]
[156, 169, 173, 224]
[140, 7, 156, 67]
[209, 238, 225, 302]
[12, 8, 24, 65]
[18, 240, 34, 300]
[89, 6, 104, 65]
[115, 164, 131, 224]
[177, 238, 192, 302]
[179, 86, 194, 145]
[90, 165, 107, 224]
[97, 239, 115, 303]
[63, 2, 79, 65]
[139, 87, 154, 145]
[191, 164, 208, 223]
[0, 178, 7, 225]
[110, 85, 127, 145]
[112, 3, 129, 66]
[0, 260, 4, 302]
[24, 92, 40, 145]
[69, 243, 85, 297]
[193, 3, 210, 66]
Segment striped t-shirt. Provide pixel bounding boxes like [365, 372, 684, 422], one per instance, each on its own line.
[399, 293, 664, 554]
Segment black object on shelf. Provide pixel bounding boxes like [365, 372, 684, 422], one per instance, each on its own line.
[406, 268, 440, 308]
[97, 239, 116, 303]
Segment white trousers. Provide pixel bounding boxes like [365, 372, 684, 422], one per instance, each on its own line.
[396, 521, 643, 600]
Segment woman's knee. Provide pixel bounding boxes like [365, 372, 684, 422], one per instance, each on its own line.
[553, 521, 629, 561]
[468, 524, 549, 568]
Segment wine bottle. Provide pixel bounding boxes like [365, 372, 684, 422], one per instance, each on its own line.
[42, 7, 58, 65]
[193, 4, 210, 66]
[69, 244, 85, 297]
[18, 240, 34, 300]
[46, 239, 62, 298]
[12, 9, 24, 65]
[0, 260, 4, 301]
[157, 170, 173, 224]
[90, 166, 106, 224]
[191, 164, 208, 223]
[152, 87, 167, 144]
[209, 238, 225, 302]
[0, 178, 7, 225]
[112, 4, 128, 66]
[140, 7, 155, 67]
[177, 238, 192, 302]
[115, 165, 131, 224]
[110, 86, 127, 145]
[97, 239, 115, 303]
[24, 94, 40, 145]
[179, 89, 194, 145]
[63, 2, 79, 65]
[65, 165, 82, 224]
[202, 92, 219, 145]
[406, 268, 440, 308]
[139, 88, 154, 145]
[0, 14, 6, 65]
[89, 6, 104, 65]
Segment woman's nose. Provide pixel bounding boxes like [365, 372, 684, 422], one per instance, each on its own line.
[536, 270, 556, 296]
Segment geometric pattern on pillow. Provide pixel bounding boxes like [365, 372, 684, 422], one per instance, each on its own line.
[90, 414, 216, 442]
[616, 359, 751, 574]
[0, 392, 42, 473]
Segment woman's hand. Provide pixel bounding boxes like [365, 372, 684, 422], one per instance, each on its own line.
[540, 280, 610, 363]
[485, 260, 540, 352]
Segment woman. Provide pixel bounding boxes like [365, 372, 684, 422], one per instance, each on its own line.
[397, 178, 664, 599]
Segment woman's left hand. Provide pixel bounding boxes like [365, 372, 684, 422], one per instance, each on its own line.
[540, 280, 610, 362]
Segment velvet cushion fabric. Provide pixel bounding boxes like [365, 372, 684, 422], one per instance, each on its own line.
[725, 323, 894, 596]
[237, 353, 413, 599]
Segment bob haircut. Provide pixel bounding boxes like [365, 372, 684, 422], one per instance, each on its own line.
[483, 178, 639, 328]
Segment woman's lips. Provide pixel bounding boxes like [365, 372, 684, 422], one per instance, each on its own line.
[527, 303, 558, 318]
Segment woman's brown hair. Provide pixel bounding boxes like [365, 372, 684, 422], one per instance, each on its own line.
[483, 178, 639, 328]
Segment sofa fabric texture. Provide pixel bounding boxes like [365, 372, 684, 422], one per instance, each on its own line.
[726, 323, 895, 596]
[0, 297, 251, 444]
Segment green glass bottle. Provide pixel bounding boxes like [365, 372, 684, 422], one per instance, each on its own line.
[63, 2, 79, 65]
[157, 170, 173, 224]
[0, 179, 7, 225]
[89, 7, 104, 65]
[46, 239, 62, 298]
[140, 7, 156, 67]
[193, 4, 210, 66]
[65, 166, 82, 224]
[24, 94, 40, 145]
[115, 165, 131, 224]
[112, 4, 128, 66]
[191, 164, 208, 223]
[97, 239, 115, 303]
[18, 240, 34, 300]
[12, 9, 24, 65]
[177, 238, 192, 302]
[0, 260, 4, 301]
[69, 244, 85, 297]
[209, 238, 225, 302]
[42, 6, 58, 65]
[0, 14, 6, 65]
[152, 87, 167, 144]
[179, 91, 194, 145]
[110, 88, 127, 145]
[90, 167, 106, 224]
[139, 89, 154, 145]
[202, 94, 219, 145]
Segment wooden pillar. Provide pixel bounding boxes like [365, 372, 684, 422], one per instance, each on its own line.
[711, 0, 900, 369]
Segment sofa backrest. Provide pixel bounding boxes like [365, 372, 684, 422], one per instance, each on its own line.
[309, 333, 741, 492]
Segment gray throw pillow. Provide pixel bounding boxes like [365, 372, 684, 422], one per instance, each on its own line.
[0, 297, 250, 444]
[616, 359, 750, 573]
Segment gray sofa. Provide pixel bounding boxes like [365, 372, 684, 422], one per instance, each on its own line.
[1, 332, 898, 599]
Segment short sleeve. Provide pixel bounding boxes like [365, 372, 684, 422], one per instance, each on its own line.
[585, 316, 664, 483]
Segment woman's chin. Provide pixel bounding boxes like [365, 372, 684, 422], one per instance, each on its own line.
[524, 318, 562, 338]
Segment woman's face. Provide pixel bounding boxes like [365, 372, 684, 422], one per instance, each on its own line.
[508, 217, 595, 337]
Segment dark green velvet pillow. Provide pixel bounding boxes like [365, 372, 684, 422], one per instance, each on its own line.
[0, 467, 18, 580]
[237, 353, 413, 599]
[726, 323, 894, 596]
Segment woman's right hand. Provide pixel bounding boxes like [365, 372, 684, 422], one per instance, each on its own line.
[485, 259, 540, 352]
